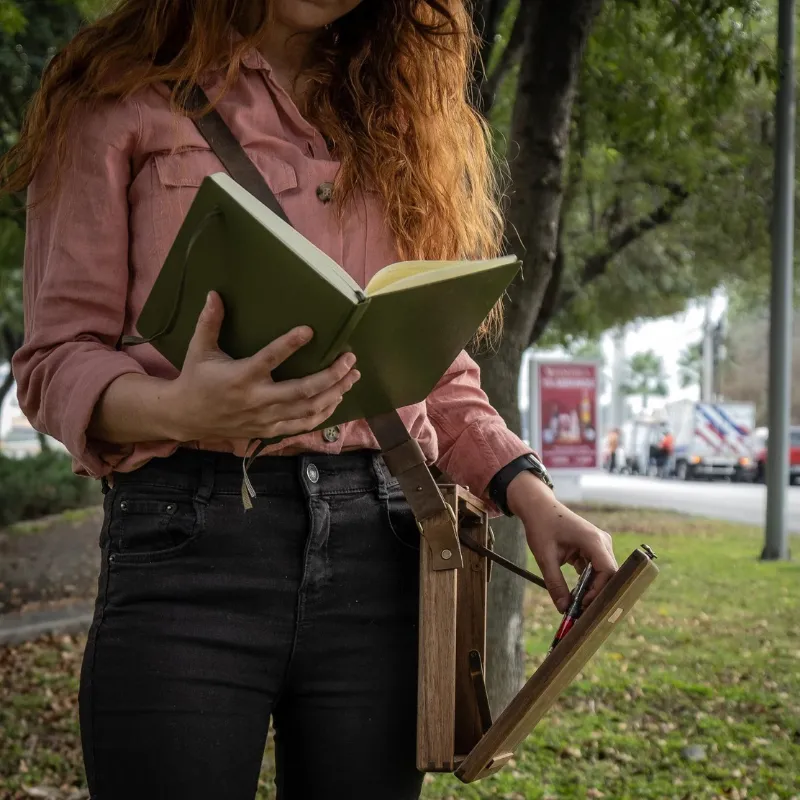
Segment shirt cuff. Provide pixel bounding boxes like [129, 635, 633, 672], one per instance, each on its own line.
[436, 419, 533, 516]
[59, 353, 148, 478]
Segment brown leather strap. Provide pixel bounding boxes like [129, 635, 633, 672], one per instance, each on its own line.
[382, 436, 427, 477]
[367, 411, 463, 570]
[368, 412, 448, 521]
[186, 84, 291, 225]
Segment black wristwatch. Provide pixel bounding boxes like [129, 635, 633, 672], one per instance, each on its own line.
[488, 453, 554, 517]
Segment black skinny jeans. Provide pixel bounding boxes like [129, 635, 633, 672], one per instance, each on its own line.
[79, 449, 424, 800]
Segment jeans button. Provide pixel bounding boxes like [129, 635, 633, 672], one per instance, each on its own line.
[322, 426, 340, 443]
[306, 464, 320, 484]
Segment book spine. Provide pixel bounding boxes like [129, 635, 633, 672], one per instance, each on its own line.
[320, 297, 371, 366]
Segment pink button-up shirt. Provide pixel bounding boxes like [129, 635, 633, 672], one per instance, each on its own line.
[13, 50, 530, 499]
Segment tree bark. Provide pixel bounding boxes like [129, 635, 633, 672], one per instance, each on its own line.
[478, 340, 529, 715]
[471, 0, 515, 114]
[0, 366, 13, 416]
[478, 2, 539, 115]
[475, 0, 605, 713]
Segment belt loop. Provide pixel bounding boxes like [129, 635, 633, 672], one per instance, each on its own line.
[195, 452, 216, 506]
[373, 453, 389, 500]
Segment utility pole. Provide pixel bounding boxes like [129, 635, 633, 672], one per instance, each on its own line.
[611, 327, 626, 429]
[713, 313, 727, 400]
[763, 0, 795, 561]
[702, 297, 715, 403]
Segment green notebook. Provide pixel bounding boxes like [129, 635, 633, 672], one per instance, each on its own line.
[135, 173, 521, 428]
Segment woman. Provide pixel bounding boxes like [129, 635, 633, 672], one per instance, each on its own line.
[2, 2, 617, 798]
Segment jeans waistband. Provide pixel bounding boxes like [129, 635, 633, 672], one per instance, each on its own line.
[111, 448, 398, 500]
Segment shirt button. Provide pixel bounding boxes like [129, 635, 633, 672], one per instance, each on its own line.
[306, 464, 320, 484]
[322, 426, 340, 443]
[316, 182, 334, 204]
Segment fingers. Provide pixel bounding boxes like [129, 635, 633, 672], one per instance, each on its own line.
[582, 530, 618, 607]
[245, 327, 315, 374]
[185, 292, 225, 364]
[570, 555, 590, 576]
[536, 546, 572, 613]
[268, 368, 360, 422]
[270, 353, 358, 402]
[264, 400, 344, 439]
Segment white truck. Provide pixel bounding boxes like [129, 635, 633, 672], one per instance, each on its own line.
[665, 400, 757, 481]
[620, 419, 661, 475]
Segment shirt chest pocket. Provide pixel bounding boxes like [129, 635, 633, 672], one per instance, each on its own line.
[149, 148, 298, 262]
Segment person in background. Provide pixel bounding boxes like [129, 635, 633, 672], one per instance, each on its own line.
[606, 427, 620, 472]
[659, 426, 675, 477]
[651, 425, 674, 478]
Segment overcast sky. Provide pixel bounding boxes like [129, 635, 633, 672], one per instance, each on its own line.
[520, 294, 728, 417]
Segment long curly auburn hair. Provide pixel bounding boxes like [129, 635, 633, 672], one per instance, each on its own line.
[1, 0, 503, 331]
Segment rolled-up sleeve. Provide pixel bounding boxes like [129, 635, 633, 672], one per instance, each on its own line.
[426, 350, 533, 501]
[12, 100, 148, 478]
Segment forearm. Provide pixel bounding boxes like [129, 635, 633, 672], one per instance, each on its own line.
[507, 470, 559, 521]
[428, 352, 532, 499]
[88, 373, 187, 444]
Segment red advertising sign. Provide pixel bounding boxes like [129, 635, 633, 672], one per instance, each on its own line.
[535, 361, 600, 470]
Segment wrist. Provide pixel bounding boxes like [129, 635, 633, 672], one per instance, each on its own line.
[489, 453, 554, 516]
[156, 378, 196, 441]
[506, 470, 557, 520]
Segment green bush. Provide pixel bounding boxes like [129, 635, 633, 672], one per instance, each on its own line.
[0, 450, 97, 527]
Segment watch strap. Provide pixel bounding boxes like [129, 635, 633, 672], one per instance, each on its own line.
[488, 454, 554, 516]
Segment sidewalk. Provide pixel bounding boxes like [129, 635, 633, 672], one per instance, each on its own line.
[0, 600, 93, 646]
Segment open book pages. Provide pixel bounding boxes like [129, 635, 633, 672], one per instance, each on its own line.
[364, 256, 520, 297]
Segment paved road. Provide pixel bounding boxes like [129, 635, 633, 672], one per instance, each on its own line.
[579, 473, 800, 532]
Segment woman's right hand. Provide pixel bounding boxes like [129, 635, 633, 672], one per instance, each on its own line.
[166, 291, 360, 442]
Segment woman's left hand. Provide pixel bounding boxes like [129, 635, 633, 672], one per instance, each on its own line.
[506, 471, 618, 613]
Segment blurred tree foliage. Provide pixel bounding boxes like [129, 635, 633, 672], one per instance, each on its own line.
[0, 0, 85, 406]
[623, 349, 669, 409]
[511, 0, 780, 347]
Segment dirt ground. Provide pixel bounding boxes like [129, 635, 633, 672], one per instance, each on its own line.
[0, 508, 102, 613]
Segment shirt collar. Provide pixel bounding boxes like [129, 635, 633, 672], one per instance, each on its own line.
[239, 47, 272, 73]
[226, 30, 272, 74]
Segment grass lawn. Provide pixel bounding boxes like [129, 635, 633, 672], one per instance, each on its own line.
[1, 506, 798, 800]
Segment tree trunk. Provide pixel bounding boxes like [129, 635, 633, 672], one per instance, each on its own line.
[479, 340, 529, 715]
[0, 367, 14, 418]
[477, 0, 605, 713]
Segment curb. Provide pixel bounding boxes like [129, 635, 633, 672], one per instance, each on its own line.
[0, 603, 94, 646]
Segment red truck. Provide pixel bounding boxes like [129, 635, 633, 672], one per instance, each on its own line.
[754, 426, 800, 484]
